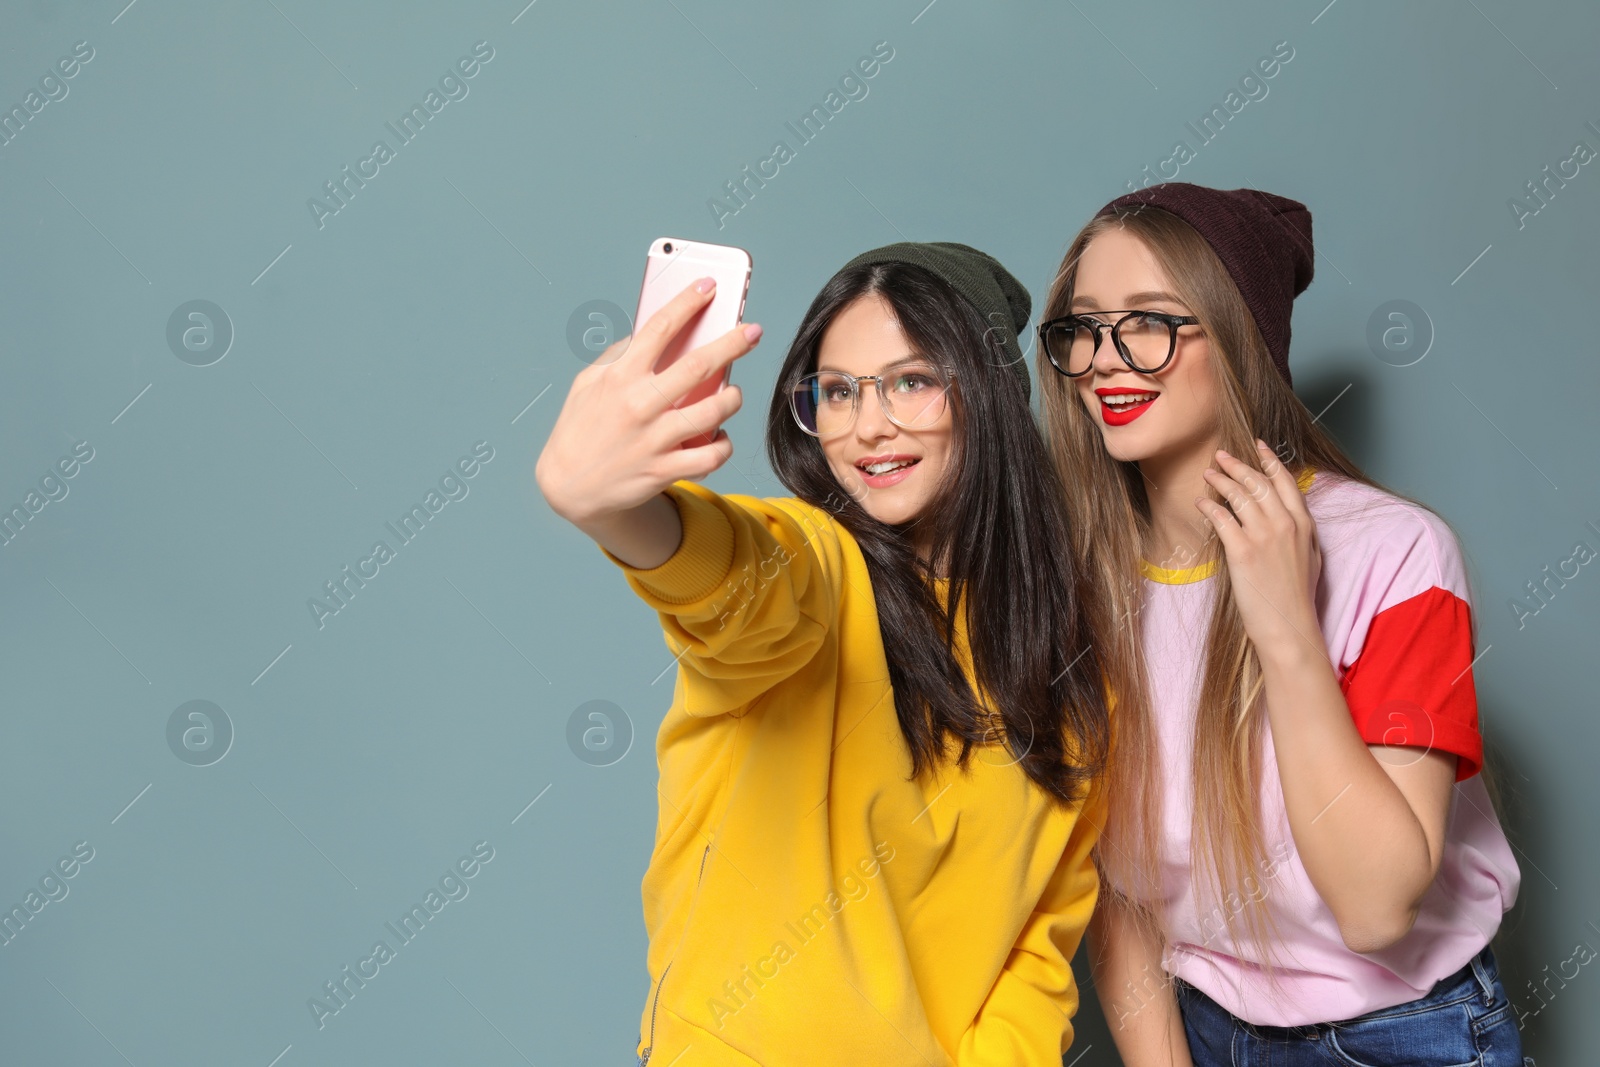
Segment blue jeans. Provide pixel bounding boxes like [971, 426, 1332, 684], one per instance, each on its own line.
[1175, 946, 1524, 1066]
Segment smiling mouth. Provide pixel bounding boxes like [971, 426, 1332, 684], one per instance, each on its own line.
[858, 457, 919, 475]
[1094, 389, 1160, 426]
[1101, 391, 1158, 413]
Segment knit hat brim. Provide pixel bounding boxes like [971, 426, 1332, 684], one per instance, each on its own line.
[840, 241, 1033, 399]
[1097, 183, 1314, 386]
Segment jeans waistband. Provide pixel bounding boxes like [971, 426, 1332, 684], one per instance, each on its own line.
[1173, 944, 1501, 1031]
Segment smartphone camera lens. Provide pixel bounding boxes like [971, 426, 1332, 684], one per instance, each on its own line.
[663, 242, 674, 254]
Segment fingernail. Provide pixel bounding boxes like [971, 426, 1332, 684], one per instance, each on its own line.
[1217, 449, 1231, 459]
[742, 323, 762, 342]
[695, 277, 715, 293]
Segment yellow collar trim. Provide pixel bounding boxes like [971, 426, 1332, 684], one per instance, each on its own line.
[1139, 468, 1317, 585]
[1139, 558, 1219, 584]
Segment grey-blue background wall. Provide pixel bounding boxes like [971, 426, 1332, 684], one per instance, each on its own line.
[2, 0, 1594, 1062]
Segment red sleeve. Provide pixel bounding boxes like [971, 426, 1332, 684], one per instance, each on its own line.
[1338, 586, 1483, 781]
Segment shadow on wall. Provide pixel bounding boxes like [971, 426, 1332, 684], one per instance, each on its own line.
[1481, 719, 1548, 1060]
[1068, 940, 1122, 1065]
[1293, 360, 1381, 473]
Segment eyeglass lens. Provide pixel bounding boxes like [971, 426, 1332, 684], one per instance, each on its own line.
[1049, 313, 1177, 375]
[791, 365, 949, 436]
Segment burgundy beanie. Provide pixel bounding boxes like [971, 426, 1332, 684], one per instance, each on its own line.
[1097, 183, 1314, 386]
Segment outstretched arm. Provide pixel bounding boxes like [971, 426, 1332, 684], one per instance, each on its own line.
[539, 276, 841, 714]
[536, 274, 762, 567]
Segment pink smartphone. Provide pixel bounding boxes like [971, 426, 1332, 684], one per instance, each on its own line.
[633, 237, 752, 448]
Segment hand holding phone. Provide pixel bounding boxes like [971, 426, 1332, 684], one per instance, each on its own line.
[633, 238, 752, 448]
[536, 269, 761, 540]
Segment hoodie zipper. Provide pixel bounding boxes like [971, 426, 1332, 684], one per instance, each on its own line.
[640, 961, 671, 1065]
[641, 843, 711, 1065]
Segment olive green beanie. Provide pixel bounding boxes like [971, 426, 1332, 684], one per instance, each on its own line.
[839, 241, 1033, 399]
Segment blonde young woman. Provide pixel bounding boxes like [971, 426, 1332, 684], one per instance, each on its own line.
[1035, 184, 1521, 1065]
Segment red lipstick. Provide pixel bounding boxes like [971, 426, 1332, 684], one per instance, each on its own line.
[1095, 387, 1158, 427]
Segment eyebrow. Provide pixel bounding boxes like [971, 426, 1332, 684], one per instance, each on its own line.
[815, 352, 930, 374]
[1070, 290, 1189, 311]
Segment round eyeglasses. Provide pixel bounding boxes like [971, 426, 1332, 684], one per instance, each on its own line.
[1038, 310, 1201, 377]
[789, 362, 955, 438]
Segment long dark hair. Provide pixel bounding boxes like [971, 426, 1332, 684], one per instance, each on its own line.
[765, 261, 1109, 804]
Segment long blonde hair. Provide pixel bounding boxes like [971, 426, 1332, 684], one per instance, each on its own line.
[1037, 205, 1385, 962]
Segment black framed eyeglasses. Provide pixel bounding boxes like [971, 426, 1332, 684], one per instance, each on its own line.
[1038, 310, 1202, 377]
[788, 362, 955, 438]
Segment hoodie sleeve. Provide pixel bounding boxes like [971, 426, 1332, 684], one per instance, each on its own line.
[601, 480, 842, 716]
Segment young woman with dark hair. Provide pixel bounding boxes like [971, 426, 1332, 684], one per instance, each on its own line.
[538, 242, 1111, 1065]
[1036, 184, 1522, 1065]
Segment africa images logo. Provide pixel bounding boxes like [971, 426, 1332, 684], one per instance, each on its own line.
[706, 41, 895, 229]
[308, 841, 495, 1030]
[307, 441, 494, 630]
[307, 41, 495, 230]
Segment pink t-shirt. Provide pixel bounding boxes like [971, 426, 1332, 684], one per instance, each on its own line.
[1105, 470, 1520, 1026]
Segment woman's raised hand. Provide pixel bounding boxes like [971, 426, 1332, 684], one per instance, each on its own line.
[1194, 439, 1324, 661]
[536, 277, 761, 529]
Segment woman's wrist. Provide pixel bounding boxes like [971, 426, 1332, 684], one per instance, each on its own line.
[1252, 613, 1331, 676]
[581, 491, 684, 570]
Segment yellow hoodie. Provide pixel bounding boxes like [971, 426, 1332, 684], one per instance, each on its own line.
[608, 480, 1106, 1066]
